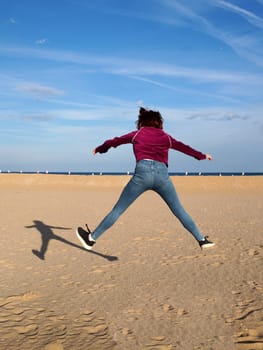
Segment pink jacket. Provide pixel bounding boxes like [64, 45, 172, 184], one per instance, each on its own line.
[95, 127, 206, 166]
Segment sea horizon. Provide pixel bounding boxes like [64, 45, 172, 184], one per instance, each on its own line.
[0, 170, 262, 176]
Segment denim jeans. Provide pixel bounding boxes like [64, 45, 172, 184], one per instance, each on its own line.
[92, 160, 204, 242]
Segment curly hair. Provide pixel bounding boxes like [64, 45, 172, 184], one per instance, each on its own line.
[136, 107, 163, 129]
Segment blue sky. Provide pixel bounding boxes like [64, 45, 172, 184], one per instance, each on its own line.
[0, 0, 262, 173]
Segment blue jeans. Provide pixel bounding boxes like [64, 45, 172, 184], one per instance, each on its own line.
[92, 160, 204, 242]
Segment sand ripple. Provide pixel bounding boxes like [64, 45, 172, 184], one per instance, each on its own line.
[0, 293, 117, 350]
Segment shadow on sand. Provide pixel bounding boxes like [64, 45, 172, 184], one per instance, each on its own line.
[25, 220, 118, 262]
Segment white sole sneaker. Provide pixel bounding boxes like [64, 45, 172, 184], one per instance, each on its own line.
[76, 227, 95, 250]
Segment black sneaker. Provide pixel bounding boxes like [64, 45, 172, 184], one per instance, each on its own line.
[76, 224, 96, 250]
[199, 236, 215, 249]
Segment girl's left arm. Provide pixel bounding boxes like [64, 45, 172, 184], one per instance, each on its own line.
[169, 136, 207, 160]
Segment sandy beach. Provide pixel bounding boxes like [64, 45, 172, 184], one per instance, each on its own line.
[0, 174, 262, 350]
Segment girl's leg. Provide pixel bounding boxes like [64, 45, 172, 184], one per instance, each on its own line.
[155, 178, 204, 241]
[92, 177, 146, 240]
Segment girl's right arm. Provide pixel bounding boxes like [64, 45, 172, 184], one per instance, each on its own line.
[93, 131, 136, 154]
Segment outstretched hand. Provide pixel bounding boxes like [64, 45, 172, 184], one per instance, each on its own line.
[92, 149, 97, 155]
[206, 154, 213, 160]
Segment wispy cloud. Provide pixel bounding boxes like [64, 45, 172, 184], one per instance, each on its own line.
[35, 38, 48, 45]
[105, 3, 261, 74]
[126, 74, 242, 103]
[1, 45, 262, 85]
[23, 114, 54, 122]
[0, 109, 53, 122]
[155, 0, 263, 67]
[218, 32, 263, 67]
[15, 82, 64, 99]
[109, 0, 263, 68]
[46, 106, 136, 122]
[187, 110, 250, 122]
[213, 0, 263, 29]
[9, 17, 17, 24]
[115, 63, 262, 84]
